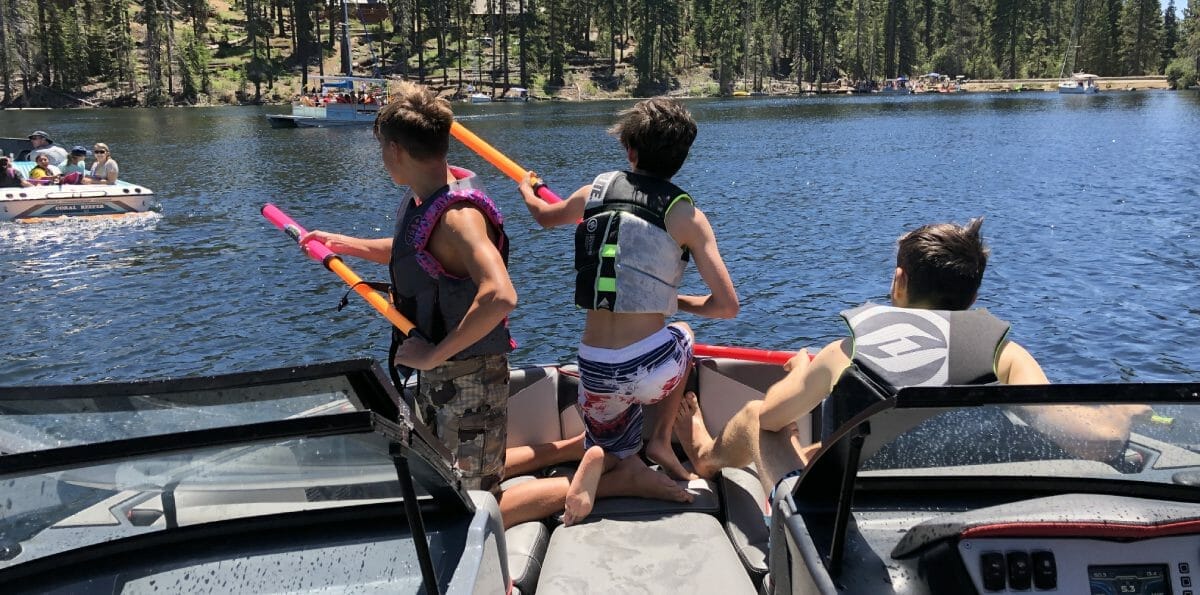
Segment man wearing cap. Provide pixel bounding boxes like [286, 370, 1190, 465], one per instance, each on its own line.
[28, 131, 68, 167]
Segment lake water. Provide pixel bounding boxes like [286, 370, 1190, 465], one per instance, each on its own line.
[1, 91, 1197, 386]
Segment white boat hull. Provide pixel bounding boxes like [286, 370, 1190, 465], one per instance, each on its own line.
[1058, 84, 1099, 94]
[0, 182, 158, 221]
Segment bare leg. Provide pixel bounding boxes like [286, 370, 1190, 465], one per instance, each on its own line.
[498, 445, 694, 529]
[505, 434, 585, 477]
[644, 323, 698, 481]
[563, 445, 617, 526]
[674, 391, 759, 479]
[498, 477, 571, 529]
[753, 422, 808, 501]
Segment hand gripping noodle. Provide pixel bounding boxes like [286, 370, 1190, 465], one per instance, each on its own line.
[261, 203, 416, 337]
[450, 122, 563, 204]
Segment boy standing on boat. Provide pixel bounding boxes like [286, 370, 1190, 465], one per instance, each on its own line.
[301, 82, 517, 496]
[674, 218, 1147, 499]
[518, 97, 740, 525]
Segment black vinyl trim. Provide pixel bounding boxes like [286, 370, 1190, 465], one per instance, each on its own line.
[0, 499, 454, 590]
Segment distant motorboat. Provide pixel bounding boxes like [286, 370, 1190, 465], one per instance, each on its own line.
[1059, 72, 1100, 94]
[1, 160, 157, 221]
[267, 76, 389, 128]
[467, 93, 493, 104]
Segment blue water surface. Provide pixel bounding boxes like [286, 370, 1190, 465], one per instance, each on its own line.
[0, 91, 1197, 385]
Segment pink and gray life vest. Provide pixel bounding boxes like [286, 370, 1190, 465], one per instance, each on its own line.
[388, 168, 512, 360]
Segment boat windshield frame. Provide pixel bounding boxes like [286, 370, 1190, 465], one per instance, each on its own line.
[787, 368, 1200, 576]
[0, 360, 469, 594]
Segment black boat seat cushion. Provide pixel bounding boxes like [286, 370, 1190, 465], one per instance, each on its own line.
[536, 512, 758, 595]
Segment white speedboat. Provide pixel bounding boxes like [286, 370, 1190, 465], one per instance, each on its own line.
[467, 92, 493, 104]
[267, 76, 390, 128]
[1, 356, 1196, 593]
[1059, 72, 1100, 94]
[0, 161, 158, 222]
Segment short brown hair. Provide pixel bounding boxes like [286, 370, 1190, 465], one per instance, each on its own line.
[896, 217, 989, 310]
[608, 97, 697, 178]
[374, 81, 452, 161]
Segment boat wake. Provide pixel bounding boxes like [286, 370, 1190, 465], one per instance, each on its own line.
[0, 211, 161, 244]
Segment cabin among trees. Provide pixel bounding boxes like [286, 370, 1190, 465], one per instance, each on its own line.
[0, 0, 1197, 107]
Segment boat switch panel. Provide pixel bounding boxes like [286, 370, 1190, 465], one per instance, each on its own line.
[961, 535, 1199, 593]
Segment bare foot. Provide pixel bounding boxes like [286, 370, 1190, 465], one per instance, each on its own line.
[672, 391, 720, 478]
[645, 440, 698, 481]
[563, 487, 594, 527]
[605, 457, 695, 503]
[563, 446, 606, 526]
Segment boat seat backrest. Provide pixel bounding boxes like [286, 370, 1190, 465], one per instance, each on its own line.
[695, 358, 813, 445]
[506, 366, 565, 448]
[506, 359, 817, 450]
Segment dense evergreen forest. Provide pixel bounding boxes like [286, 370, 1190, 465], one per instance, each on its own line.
[0, 0, 1197, 107]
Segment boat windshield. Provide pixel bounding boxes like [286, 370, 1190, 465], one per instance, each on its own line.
[851, 383, 1200, 487]
[0, 359, 392, 454]
[0, 361, 465, 579]
[0, 423, 409, 569]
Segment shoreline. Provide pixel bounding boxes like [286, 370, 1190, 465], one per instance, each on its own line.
[0, 75, 1175, 110]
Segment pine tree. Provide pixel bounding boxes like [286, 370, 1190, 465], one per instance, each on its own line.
[1161, 0, 1178, 72]
[1119, 0, 1162, 74]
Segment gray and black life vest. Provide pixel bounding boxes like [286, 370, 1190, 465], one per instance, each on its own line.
[389, 169, 512, 360]
[842, 303, 1073, 469]
[574, 171, 692, 313]
[842, 302, 1011, 390]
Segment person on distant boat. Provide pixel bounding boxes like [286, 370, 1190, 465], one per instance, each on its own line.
[0, 156, 32, 188]
[61, 147, 89, 175]
[27, 130, 69, 167]
[518, 97, 740, 526]
[28, 154, 61, 183]
[674, 218, 1150, 505]
[82, 143, 119, 185]
[54, 147, 90, 185]
[300, 81, 518, 500]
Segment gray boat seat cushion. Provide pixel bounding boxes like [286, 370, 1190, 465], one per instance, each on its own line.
[721, 466, 770, 581]
[505, 521, 550, 595]
[499, 474, 551, 593]
[536, 512, 758, 595]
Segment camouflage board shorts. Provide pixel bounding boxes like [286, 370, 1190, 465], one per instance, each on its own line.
[414, 353, 509, 494]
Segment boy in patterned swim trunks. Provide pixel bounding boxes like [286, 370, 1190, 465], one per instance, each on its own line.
[518, 97, 740, 525]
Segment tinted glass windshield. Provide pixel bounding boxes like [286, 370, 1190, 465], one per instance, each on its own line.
[0, 375, 360, 454]
[860, 402, 1200, 484]
[0, 431, 404, 569]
